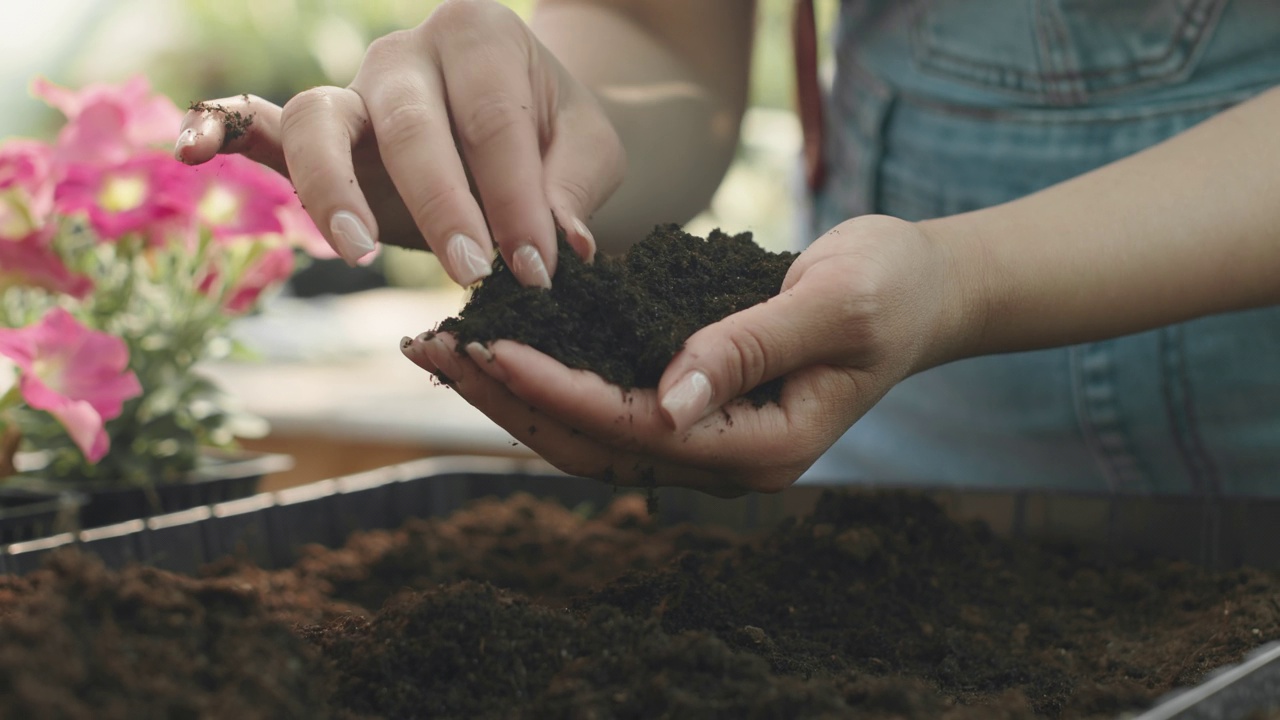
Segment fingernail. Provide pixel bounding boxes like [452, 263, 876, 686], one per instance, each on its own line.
[660, 370, 713, 431]
[330, 211, 377, 266]
[409, 331, 453, 365]
[512, 245, 552, 288]
[422, 334, 457, 376]
[465, 341, 509, 382]
[173, 128, 197, 162]
[198, 113, 222, 138]
[572, 217, 596, 262]
[446, 233, 493, 286]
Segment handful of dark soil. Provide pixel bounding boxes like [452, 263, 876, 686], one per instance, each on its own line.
[436, 224, 796, 405]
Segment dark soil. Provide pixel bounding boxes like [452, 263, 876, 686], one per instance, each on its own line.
[1, 490, 1278, 719]
[435, 224, 797, 405]
[189, 99, 254, 142]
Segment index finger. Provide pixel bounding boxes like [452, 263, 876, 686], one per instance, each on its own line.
[352, 31, 496, 287]
[175, 94, 287, 176]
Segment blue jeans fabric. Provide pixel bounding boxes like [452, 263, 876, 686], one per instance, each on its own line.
[803, 0, 1280, 495]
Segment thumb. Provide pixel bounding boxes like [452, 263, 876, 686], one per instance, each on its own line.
[542, 95, 624, 263]
[657, 283, 836, 432]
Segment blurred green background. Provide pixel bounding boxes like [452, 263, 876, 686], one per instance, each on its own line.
[1, 0, 836, 287]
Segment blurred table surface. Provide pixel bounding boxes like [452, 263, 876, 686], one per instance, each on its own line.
[203, 287, 533, 489]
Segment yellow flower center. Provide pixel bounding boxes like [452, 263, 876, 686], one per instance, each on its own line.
[99, 174, 148, 213]
[198, 185, 240, 226]
[31, 355, 66, 393]
[0, 188, 37, 239]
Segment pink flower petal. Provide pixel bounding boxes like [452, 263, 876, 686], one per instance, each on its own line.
[32, 75, 183, 171]
[0, 231, 93, 297]
[19, 377, 110, 462]
[0, 308, 141, 462]
[54, 151, 195, 242]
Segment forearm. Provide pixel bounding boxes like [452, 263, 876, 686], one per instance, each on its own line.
[532, 1, 753, 254]
[927, 84, 1280, 362]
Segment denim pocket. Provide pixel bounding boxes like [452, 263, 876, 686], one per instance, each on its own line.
[909, 0, 1229, 105]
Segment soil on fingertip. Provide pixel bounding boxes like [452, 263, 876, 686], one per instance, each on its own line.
[188, 100, 254, 142]
[434, 224, 797, 406]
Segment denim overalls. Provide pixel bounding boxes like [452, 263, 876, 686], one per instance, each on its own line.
[802, 0, 1280, 496]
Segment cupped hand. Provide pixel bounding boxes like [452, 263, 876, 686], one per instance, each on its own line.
[175, 0, 624, 287]
[401, 215, 975, 495]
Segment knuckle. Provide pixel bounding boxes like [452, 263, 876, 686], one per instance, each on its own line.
[455, 96, 530, 150]
[724, 327, 772, 392]
[551, 177, 595, 216]
[280, 86, 342, 130]
[427, 0, 517, 39]
[405, 182, 465, 231]
[363, 29, 411, 62]
[429, 0, 487, 26]
[372, 98, 436, 148]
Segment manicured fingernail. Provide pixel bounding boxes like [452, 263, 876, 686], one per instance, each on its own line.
[465, 342, 509, 382]
[660, 370, 713, 431]
[423, 334, 457, 374]
[173, 128, 197, 162]
[399, 335, 427, 364]
[572, 217, 596, 262]
[512, 245, 552, 288]
[330, 211, 377, 266]
[446, 233, 492, 286]
[198, 113, 222, 138]
[406, 331, 450, 365]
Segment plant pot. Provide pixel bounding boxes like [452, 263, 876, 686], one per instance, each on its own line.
[0, 487, 83, 544]
[72, 450, 294, 530]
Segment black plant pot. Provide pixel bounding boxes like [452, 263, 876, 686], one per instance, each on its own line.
[0, 487, 83, 544]
[76, 451, 294, 529]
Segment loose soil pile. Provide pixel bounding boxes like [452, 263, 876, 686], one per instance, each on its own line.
[435, 224, 796, 404]
[1, 490, 1277, 719]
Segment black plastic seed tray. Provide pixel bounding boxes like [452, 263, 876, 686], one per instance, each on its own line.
[1130, 642, 1280, 720]
[2, 455, 1278, 719]
[0, 456, 635, 576]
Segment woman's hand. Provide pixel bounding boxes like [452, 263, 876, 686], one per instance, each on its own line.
[175, 0, 624, 287]
[402, 215, 976, 495]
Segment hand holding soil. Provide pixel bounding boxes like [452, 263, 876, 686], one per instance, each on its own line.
[403, 215, 966, 495]
[175, 0, 619, 283]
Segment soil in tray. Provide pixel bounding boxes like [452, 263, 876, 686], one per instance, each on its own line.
[3, 491, 1280, 719]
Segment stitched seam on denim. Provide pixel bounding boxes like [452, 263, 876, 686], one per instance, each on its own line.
[1035, 1, 1089, 106]
[1176, 330, 1222, 496]
[1159, 325, 1223, 496]
[909, 0, 1224, 84]
[887, 84, 1264, 124]
[1071, 345, 1119, 492]
[1071, 342, 1151, 492]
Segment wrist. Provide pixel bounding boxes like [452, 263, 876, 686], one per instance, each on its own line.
[914, 215, 1001, 370]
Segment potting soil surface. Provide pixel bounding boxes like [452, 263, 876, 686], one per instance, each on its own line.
[1, 490, 1278, 719]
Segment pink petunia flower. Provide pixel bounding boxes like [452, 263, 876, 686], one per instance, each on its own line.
[0, 230, 93, 298]
[0, 307, 141, 462]
[277, 198, 338, 260]
[0, 140, 56, 241]
[54, 151, 194, 243]
[32, 75, 184, 168]
[187, 155, 330, 259]
[222, 243, 296, 314]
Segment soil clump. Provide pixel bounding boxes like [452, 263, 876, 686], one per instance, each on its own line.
[435, 224, 796, 405]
